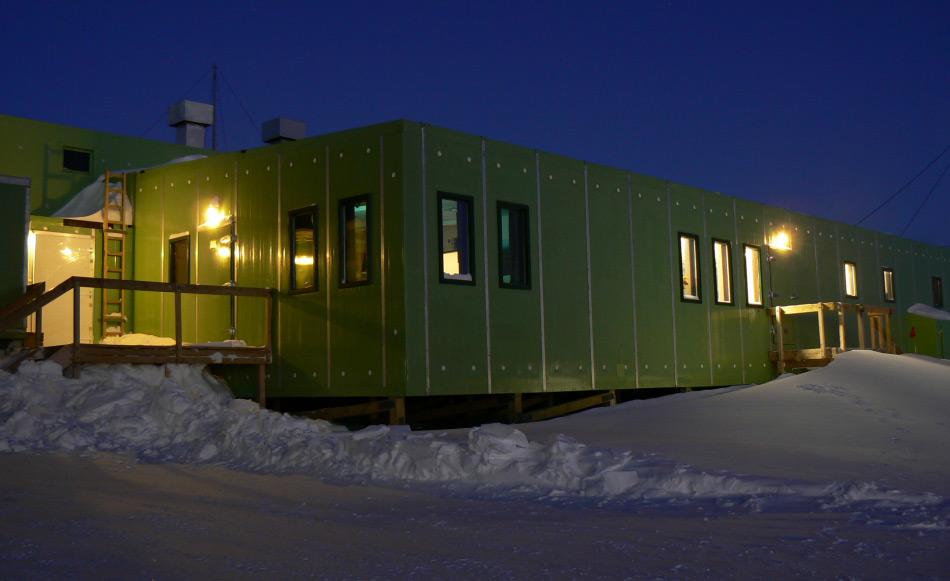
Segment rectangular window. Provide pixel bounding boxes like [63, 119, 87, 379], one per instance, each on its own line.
[290, 207, 317, 292]
[679, 233, 701, 302]
[339, 196, 369, 286]
[498, 202, 530, 289]
[169, 235, 190, 284]
[712, 239, 733, 304]
[882, 268, 895, 303]
[438, 193, 474, 284]
[934, 277, 944, 308]
[743, 245, 763, 306]
[63, 147, 91, 173]
[844, 261, 858, 298]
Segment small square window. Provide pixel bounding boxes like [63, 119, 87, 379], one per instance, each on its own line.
[339, 196, 370, 287]
[844, 261, 858, 298]
[679, 233, 701, 302]
[290, 207, 317, 292]
[712, 239, 733, 305]
[743, 245, 763, 307]
[934, 277, 944, 308]
[498, 202, 530, 289]
[63, 147, 92, 173]
[882, 268, 895, 303]
[438, 192, 475, 284]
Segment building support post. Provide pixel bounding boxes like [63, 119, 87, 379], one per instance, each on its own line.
[774, 306, 785, 374]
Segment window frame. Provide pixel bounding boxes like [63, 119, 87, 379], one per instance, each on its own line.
[881, 267, 895, 303]
[934, 276, 945, 308]
[843, 261, 859, 298]
[62, 146, 93, 174]
[711, 238, 734, 306]
[289, 205, 318, 294]
[338, 194, 372, 288]
[742, 244, 764, 308]
[678, 232, 702, 303]
[496, 201, 531, 290]
[436, 191, 476, 286]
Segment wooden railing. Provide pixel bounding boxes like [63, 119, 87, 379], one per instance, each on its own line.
[771, 302, 895, 373]
[0, 276, 273, 352]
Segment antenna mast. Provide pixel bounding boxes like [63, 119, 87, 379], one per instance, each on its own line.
[211, 64, 219, 150]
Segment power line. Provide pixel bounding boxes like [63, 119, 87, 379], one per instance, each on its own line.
[219, 69, 258, 136]
[855, 143, 950, 226]
[898, 159, 950, 237]
[139, 69, 212, 138]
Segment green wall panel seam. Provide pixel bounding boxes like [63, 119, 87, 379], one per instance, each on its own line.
[480, 138, 493, 394]
[583, 164, 596, 389]
[420, 126, 432, 394]
[626, 173, 640, 388]
[534, 152, 548, 392]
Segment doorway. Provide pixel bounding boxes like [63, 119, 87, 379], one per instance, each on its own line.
[28, 230, 95, 345]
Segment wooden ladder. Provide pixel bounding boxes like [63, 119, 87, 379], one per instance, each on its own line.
[101, 171, 127, 337]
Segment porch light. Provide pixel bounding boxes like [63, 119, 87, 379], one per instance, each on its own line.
[294, 255, 314, 266]
[768, 229, 792, 251]
[203, 196, 228, 228]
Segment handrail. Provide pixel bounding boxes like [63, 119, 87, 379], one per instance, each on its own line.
[0, 276, 274, 350]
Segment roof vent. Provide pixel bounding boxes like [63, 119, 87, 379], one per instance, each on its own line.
[168, 100, 214, 148]
[262, 117, 306, 144]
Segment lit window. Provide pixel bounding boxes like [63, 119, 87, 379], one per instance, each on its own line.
[882, 268, 895, 303]
[63, 147, 91, 173]
[679, 233, 701, 302]
[712, 239, 732, 304]
[934, 277, 944, 308]
[340, 196, 369, 286]
[498, 202, 530, 289]
[743, 245, 763, 306]
[438, 193, 474, 284]
[290, 207, 317, 292]
[844, 261, 858, 298]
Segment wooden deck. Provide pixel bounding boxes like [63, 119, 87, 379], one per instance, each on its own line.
[58, 343, 270, 366]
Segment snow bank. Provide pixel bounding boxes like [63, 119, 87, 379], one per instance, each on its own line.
[908, 303, 950, 321]
[0, 361, 944, 525]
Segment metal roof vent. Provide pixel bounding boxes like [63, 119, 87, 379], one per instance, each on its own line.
[168, 100, 214, 148]
[262, 117, 306, 144]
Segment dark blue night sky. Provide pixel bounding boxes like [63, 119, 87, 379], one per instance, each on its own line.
[3, 1, 948, 244]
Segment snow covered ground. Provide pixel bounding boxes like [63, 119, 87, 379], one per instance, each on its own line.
[1, 351, 948, 577]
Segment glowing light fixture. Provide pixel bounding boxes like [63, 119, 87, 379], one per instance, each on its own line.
[203, 196, 228, 228]
[768, 229, 792, 251]
[294, 255, 314, 266]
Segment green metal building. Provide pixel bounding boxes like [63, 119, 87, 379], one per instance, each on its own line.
[3, 114, 949, 401]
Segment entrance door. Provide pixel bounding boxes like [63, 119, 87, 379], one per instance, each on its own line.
[30, 230, 95, 345]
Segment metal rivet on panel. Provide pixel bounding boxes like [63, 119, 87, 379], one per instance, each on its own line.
[522, 168, 528, 174]
[656, 196, 661, 202]
[393, 328, 398, 335]
[717, 363, 721, 368]
[754, 218, 758, 223]
[601, 364, 606, 370]
[289, 161, 294, 167]
[616, 187, 620, 193]
[595, 183, 600, 190]
[391, 172, 397, 178]
[683, 364, 687, 369]
[769, 221, 773, 226]
[187, 179, 191, 185]
[571, 178, 576, 184]
[368, 370, 373, 376]
[496, 162, 501, 169]
[154, 186, 157, 190]
[339, 152, 344, 158]
[578, 365, 583, 371]
[708, 208, 713, 213]
[501, 365, 506, 371]
[437, 150, 442, 157]
[206, 176, 210, 182]
[554, 364, 560, 371]
[527, 364, 533, 371]
[466, 156, 471, 163]
[700, 363, 704, 368]
[312, 371, 317, 377]
[267, 165, 271, 172]
[245, 169, 249, 175]
[441, 365, 446, 371]
[623, 364, 628, 369]
[366, 147, 371, 154]
[725, 212, 729, 216]
[312, 157, 317, 163]
[548, 174, 553, 180]
[225, 172, 229, 178]
[733, 364, 736, 368]
[644, 363, 649, 369]
[471, 365, 477, 371]
[638, 193, 642, 198]
[170, 182, 174, 187]
[663, 364, 668, 369]
[341, 371, 346, 376]
[138, 188, 142, 192]
[292, 372, 297, 378]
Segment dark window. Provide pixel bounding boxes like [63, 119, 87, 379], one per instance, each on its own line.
[438, 192, 475, 284]
[882, 268, 895, 303]
[743, 244, 763, 307]
[497, 202, 530, 289]
[63, 147, 91, 173]
[679, 233, 701, 302]
[934, 277, 944, 308]
[339, 196, 370, 286]
[712, 239, 733, 305]
[169, 236, 190, 284]
[290, 207, 317, 292]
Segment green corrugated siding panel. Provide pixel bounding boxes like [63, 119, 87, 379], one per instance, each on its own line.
[587, 164, 636, 389]
[423, 127, 489, 395]
[0, 114, 205, 216]
[538, 153, 592, 392]
[733, 199, 772, 383]
[703, 192, 744, 386]
[631, 174, 676, 387]
[485, 140, 543, 394]
[131, 172, 164, 335]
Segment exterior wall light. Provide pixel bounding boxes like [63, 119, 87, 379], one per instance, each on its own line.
[203, 196, 228, 229]
[768, 229, 792, 251]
